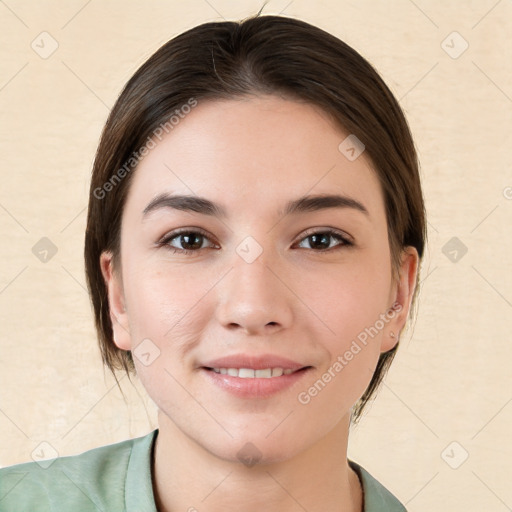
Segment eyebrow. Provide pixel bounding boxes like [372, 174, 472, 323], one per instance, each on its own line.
[142, 193, 369, 219]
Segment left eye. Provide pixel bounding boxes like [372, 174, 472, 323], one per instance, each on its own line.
[296, 230, 352, 251]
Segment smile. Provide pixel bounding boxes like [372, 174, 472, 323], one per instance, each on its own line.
[208, 367, 295, 378]
[201, 366, 312, 398]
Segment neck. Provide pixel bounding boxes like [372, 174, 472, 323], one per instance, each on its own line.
[152, 411, 362, 512]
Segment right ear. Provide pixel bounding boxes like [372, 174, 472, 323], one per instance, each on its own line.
[100, 251, 132, 351]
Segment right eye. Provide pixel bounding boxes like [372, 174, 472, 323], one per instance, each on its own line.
[158, 228, 218, 255]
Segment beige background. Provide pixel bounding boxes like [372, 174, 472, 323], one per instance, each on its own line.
[1, 0, 511, 510]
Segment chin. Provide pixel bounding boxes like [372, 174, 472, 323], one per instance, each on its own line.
[200, 426, 314, 468]
[214, 440, 302, 468]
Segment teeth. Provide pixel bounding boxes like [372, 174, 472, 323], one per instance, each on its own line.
[211, 367, 296, 378]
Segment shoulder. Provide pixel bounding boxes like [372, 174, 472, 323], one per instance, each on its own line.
[349, 460, 408, 512]
[0, 430, 157, 512]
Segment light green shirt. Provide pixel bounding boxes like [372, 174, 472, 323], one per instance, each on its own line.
[0, 430, 407, 511]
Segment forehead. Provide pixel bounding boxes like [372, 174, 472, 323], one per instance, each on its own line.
[124, 95, 385, 222]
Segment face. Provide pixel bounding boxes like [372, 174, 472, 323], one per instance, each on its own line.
[101, 95, 418, 463]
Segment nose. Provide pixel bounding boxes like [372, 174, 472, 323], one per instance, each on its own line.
[214, 250, 294, 336]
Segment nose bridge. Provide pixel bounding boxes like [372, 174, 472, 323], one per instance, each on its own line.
[215, 236, 292, 333]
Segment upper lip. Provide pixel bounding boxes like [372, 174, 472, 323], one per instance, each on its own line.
[201, 354, 309, 371]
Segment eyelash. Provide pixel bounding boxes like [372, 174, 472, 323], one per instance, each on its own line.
[157, 227, 353, 256]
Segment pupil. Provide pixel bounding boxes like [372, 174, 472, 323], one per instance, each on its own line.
[182, 233, 201, 250]
[311, 234, 329, 249]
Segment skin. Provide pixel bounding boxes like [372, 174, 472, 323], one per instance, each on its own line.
[101, 95, 418, 512]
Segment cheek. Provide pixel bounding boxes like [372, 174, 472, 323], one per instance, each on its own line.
[120, 261, 220, 402]
[123, 265, 209, 410]
[306, 251, 393, 342]
[123, 261, 212, 341]
[298, 254, 392, 404]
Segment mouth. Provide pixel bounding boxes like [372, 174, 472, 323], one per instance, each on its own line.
[199, 364, 313, 398]
[202, 366, 312, 378]
[198, 353, 313, 397]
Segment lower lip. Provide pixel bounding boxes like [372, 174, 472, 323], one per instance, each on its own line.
[200, 367, 312, 398]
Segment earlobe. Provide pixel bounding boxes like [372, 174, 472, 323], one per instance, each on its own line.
[381, 246, 420, 353]
[99, 251, 132, 351]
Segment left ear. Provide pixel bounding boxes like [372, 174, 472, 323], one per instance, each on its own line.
[380, 246, 420, 353]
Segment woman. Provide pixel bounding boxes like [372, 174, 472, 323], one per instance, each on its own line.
[0, 13, 424, 512]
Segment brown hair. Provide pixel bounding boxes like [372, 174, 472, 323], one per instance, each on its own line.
[84, 13, 426, 423]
